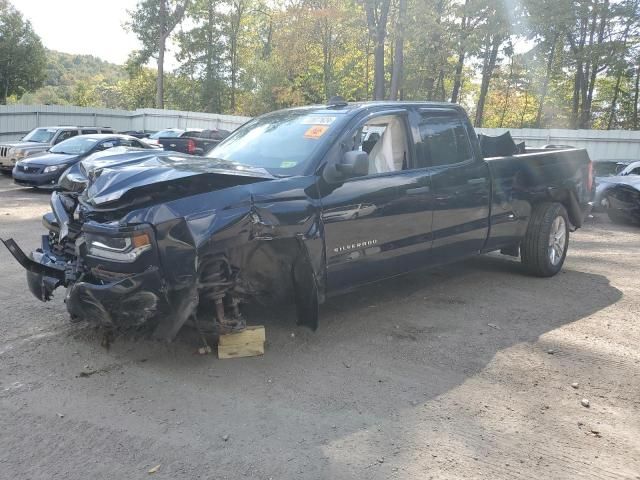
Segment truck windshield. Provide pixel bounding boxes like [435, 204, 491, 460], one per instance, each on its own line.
[22, 128, 57, 143]
[206, 111, 343, 176]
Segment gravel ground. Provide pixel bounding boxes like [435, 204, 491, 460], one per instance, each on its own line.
[0, 175, 638, 480]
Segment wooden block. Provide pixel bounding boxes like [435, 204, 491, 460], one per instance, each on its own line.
[218, 342, 264, 359]
[218, 325, 266, 347]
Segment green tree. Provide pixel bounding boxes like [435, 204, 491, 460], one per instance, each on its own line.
[126, 0, 190, 109]
[0, 0, 46, 104]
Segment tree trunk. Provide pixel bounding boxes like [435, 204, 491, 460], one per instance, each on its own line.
[450, 50, 466, 104]
[389, 0, 406, 100]
[373, 28, 386, 100]
[634, 63, 640, 130]
[229, 0, 245, 112]
[322, 19, 334, 101]
[606, 71, 623, 130]
[580, 0, 609, 129]
[499, 57, 514, 128]
[450, 0, 469, 104]
[474, 35, 500, 128]
[571, 66, 582, 129]
[365, 0, 391, 100]
[520, 91, 529, 128]
[156, 0, 167, 109]
[1, 79, 8, 105]
[364, 37, 371, 100]
[535, 34, 557, 128]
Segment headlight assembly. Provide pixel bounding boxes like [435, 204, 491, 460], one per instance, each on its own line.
[85, 229, 152, 263]
[14, 150, 27, 159]
[43, 165, 62, 173]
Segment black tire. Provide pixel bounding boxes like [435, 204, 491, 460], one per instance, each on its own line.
[521, 202, 570, 277]
[606, 208, 629, 225]
[0, 169, 12, 176]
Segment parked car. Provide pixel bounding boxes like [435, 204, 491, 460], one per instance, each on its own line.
[593, 159, 640, 209]
[158, 128, 231, 155]
[12, 134, 151, 189]
[602, 176, 640, 225]
[141, 128, 204, 147]
[1, 101, 593, 341]
[0, 126, 115, 174]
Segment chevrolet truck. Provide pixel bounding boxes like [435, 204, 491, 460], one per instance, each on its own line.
[1, 102, 594, 341]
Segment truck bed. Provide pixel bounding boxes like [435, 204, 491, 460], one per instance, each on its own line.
[483, 147, 592, 253]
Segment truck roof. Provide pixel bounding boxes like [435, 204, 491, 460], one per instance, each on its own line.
[274, 101, 465, 117]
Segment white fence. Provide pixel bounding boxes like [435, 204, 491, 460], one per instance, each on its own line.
[0, 105, 250, 142]
[1, 105, 640, 161]
[476, 127, 640, 160]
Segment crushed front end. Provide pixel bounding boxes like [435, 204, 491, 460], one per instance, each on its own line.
[1, 160, 260, 340]
[2, 191, 174, 335]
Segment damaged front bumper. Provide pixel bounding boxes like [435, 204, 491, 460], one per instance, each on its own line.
[65, 267, 166, 328]
[2, 236, 168, 332]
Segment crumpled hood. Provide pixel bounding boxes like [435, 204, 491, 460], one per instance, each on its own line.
[81, 150, 274, 207]
[597, 175, 640, 190]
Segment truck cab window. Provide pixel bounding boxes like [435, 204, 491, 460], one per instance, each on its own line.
[355, 115, 408, 175]
[55, 130, 78, 144]
[419, 114, 473, 167]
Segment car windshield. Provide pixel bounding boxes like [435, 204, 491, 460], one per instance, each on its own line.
[206, 111, 343, 175]
[22, 128, 57, 143]
[50, 136, 99, 155]
[149, 129, 183, 139]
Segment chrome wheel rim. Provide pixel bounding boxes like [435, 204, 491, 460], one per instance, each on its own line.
[548, 216, 567, 266]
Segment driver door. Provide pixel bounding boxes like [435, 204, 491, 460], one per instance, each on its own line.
[319, 109, 434, 294]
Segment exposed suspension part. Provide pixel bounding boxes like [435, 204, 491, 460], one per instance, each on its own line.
[198, 256, 245, 334]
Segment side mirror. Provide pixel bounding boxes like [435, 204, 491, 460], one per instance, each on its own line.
[324, 150, 369, 183]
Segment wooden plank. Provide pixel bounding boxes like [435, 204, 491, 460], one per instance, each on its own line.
[218, 325, 266, 347]
[218, 342, 264, 359]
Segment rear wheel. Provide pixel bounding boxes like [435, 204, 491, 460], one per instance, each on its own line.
[606, 205, 630, 225]
[521, 202, 569, 277]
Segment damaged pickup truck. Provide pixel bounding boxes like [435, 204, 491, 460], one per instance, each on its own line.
[1, 101, 594, 341]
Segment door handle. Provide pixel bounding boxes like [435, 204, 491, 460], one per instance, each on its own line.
[467, 177, 486, 185]
[407, 186, 430, 195]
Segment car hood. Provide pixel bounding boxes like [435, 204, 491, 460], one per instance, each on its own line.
[1, 141, 49, 151]
[596, 175, 640, 189]
[80, 150, 274, 208]
[22, 152, 79, 166]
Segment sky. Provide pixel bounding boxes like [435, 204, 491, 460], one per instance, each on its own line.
[12, 0, 177, 68]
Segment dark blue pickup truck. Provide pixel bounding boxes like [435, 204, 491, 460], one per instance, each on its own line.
[2, 101, 594, 340]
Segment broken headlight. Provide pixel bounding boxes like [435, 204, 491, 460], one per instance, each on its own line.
[85, 229, 152, 263]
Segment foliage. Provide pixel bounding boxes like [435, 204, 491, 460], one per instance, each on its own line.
[0, 0, 46, 104]
[4, 0, 640, 129]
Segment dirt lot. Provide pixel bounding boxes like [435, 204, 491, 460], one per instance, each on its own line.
[0, 175, 638, 480]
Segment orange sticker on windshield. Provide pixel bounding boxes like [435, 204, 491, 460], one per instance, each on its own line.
[304, 125, 329, 139]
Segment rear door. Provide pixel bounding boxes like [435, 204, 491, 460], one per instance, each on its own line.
[418, 110, 490, 263]
[320, 109, 434, 293]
